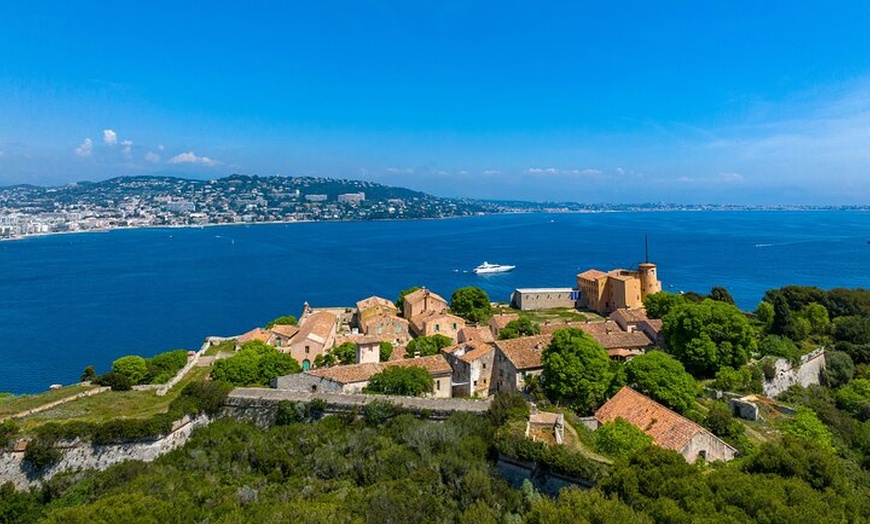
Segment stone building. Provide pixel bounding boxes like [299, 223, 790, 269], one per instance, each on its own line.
[594, 387, 737, 463]
[402, 288, 466, 342]
[444, 341, 495, 397]
[287, 310, 338, 370]
[488, 313, 520, 339]
[511, 288, 579, 310]
[493, 334, 552, 393]
[576, 262, 661, 314]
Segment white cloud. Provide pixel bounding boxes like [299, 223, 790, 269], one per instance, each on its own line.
[103, 129, 117, 145]
[121, 140, 133, 155]
[158, 144, 165, 151]
[719, 172, 744, 183]
[145, 151, 160, 163]
[168, 151, 220, 166]
[483, 169, 501, 175]
[385, 167, 414, 174]
[75, 138, 93, 157]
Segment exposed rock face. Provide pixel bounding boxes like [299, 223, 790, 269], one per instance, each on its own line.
[763, 348, 826, 398]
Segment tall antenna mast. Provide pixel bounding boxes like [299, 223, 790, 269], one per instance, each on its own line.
[644, 234, 649, 263]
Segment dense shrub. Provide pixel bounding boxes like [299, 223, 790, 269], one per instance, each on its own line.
[486, 392, 530, 427]
[594, 418, 653, 459]
[23, 438, 63, 470]
[364, 366, 433, 396]
[146, 349, 189, 384]
[93, 372, 132, 391]
[111, 356, 149, 385]
[0, 420, 18, 448]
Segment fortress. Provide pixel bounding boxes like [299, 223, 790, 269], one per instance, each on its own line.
[576, 261, 661, 314]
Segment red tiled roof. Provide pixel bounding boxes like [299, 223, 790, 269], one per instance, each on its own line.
[403, 288, 447, 306]
[237, 327, 269, 345]
[595, 387, 711, 452]
[609, 308, 651, 324]
[356, 296, 397, 313]
[579, 321, 653, 349]
[269, 324, 300, 339]
[458, 344, 495, 364]
[458, 326, 495, 343]
[489, 313, 520, 330]
[294, 311, 337, 343]
[577, 269, 607, 281]
[495, 334, 553, 370]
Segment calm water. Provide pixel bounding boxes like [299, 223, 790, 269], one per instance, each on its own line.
[1, 211, 868, 394]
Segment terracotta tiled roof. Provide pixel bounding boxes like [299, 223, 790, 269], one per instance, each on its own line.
[595, 387, 715, 452]
[606, 348, 645, 359]
[609, 308, 650, 324]
[577, 269, 608, 281]
[389, 345, 408, 360]
[269, 324, 300, 339]
[539, 321, 586, 334]
[294, 311, 337, 344]
[237, 327, 269, 345]
[579, 321, 653, 349]
[361, 312, 409, 331]
[403, 288, 447, 306]
[458, 344, 495, 364]
[307, 354, 451, 384]
[489, 313, 520, 330]
[356, 296, 397, 313]
[495, 334, 553, 370]
[458, 326, 495, 343]
[644, 318, 663, 331]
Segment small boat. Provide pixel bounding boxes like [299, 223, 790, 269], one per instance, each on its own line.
[473, 261, 516, 274]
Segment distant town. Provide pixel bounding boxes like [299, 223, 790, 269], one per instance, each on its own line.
[1, 174, 866, 240]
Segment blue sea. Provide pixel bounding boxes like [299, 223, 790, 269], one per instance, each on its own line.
[1, 211, 869, 394]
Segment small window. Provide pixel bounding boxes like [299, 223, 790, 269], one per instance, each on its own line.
[305, 345, 310, 354]
[473, 380, 478, 386]
[436, 380, 441, 391]
[452, 323, 457, 330]
[482, 362, 486, 369]
[435, 324, 440, 332]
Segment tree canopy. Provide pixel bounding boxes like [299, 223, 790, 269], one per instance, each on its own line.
[662, 299, 756, 377]
[642, 291, 685, 319]
[450, 286, 493, 323]
[625, 351, 698, 414]
[363, 365, 434, 396]
[265, 315, 297, 329]
[594, 418, 653, 459]
[541, 328, 613, 413]
[111, 356, 149, 385]
[405, 334, 452, 358]
[499, 317, 541, 340]
[211, 341, 300, 386]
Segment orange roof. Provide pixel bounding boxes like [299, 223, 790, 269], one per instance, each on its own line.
[403, 288, 447, 306]
[269, 324, 300, 338]
[356, 296, 397, 313]
[458, 344, 495, 364]
[361, 312, 409, 330]
[307, 354, 451, 384]
[489, 313, 520, 330]
[595, 387, 730, 453]
[495, 334, 553, 370]
[609, 308, 651, 324]
[539, 321, 586, 334]
[458, 326, 495, 343]
[578, 321, 653, 349]
[237, 327, 269, 345]
[577, 269, 608, 281]
[294, 310, 337, 343]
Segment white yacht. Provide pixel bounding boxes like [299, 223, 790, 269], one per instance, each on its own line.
[473, 261, 516, 274]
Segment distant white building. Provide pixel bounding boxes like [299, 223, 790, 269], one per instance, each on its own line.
[511, 288, 579, 310]
[305, 194, 328, 202]
[338, 192, 365, 204]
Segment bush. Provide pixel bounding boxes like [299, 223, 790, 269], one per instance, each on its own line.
[363, 366, 433, 397]
[823, 351, 854, 388]
[486, 392, 530, 427]
[93, 372, 132, 391]
[0, 420, 18, 447]
[112, 355, 149, 385]
[595, 418, 653, 459]
[364, 400, 402, 425]
[23, 438, 63, 470]
[147, 349, 189, 384]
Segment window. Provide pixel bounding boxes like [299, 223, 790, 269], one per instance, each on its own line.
[473, 380, 478, 386]
[482, 362, 486, 369]
[452, 323, 457, 330]
[435, 324, 440, 332]
[436, 380, 441, 391]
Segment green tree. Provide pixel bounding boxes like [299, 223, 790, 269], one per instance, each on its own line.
[594, 418, 653, 459]
[364, 366, 434, 396]
[396, 286, 421, 312]
[111, 355, 149, 385]
[265, 315, 297, 329]
[256, 351, 301, 384]
[703, 401, 746, 444]
[662, 299, 756, 377]
[758, 334, 800, 364]
[405, 334, 452, 358]
[625, 351, 698, 413]
[450, 286, 493, 323]
[784, 407, 835, 452]
[379, 341, 394, 362]
[499, 317, 541, 340]
[80, 365, 97, 382]
[756, 301, 775, 331]
[835, 378, 870, 421]
[823, 351, 854, 388]
[331, 342, 357, 365]
[708, 286, 735, 305]
[643, 291, 685, 319]
[541, 328, 613, 413]
[802, 302, 830, 332]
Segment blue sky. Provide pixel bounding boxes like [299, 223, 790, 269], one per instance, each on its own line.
[1, 2, 869, 204]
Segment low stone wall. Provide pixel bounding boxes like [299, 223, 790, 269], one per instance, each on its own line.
[0, 414, 211, 490]
[0, 386, 111, 422]
[225, 388, 491, 426]
[763, 348, 826, 398]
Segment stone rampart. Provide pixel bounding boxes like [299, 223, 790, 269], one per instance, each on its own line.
[0, 414, 211, 490]
[763, 348, 826, 398]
